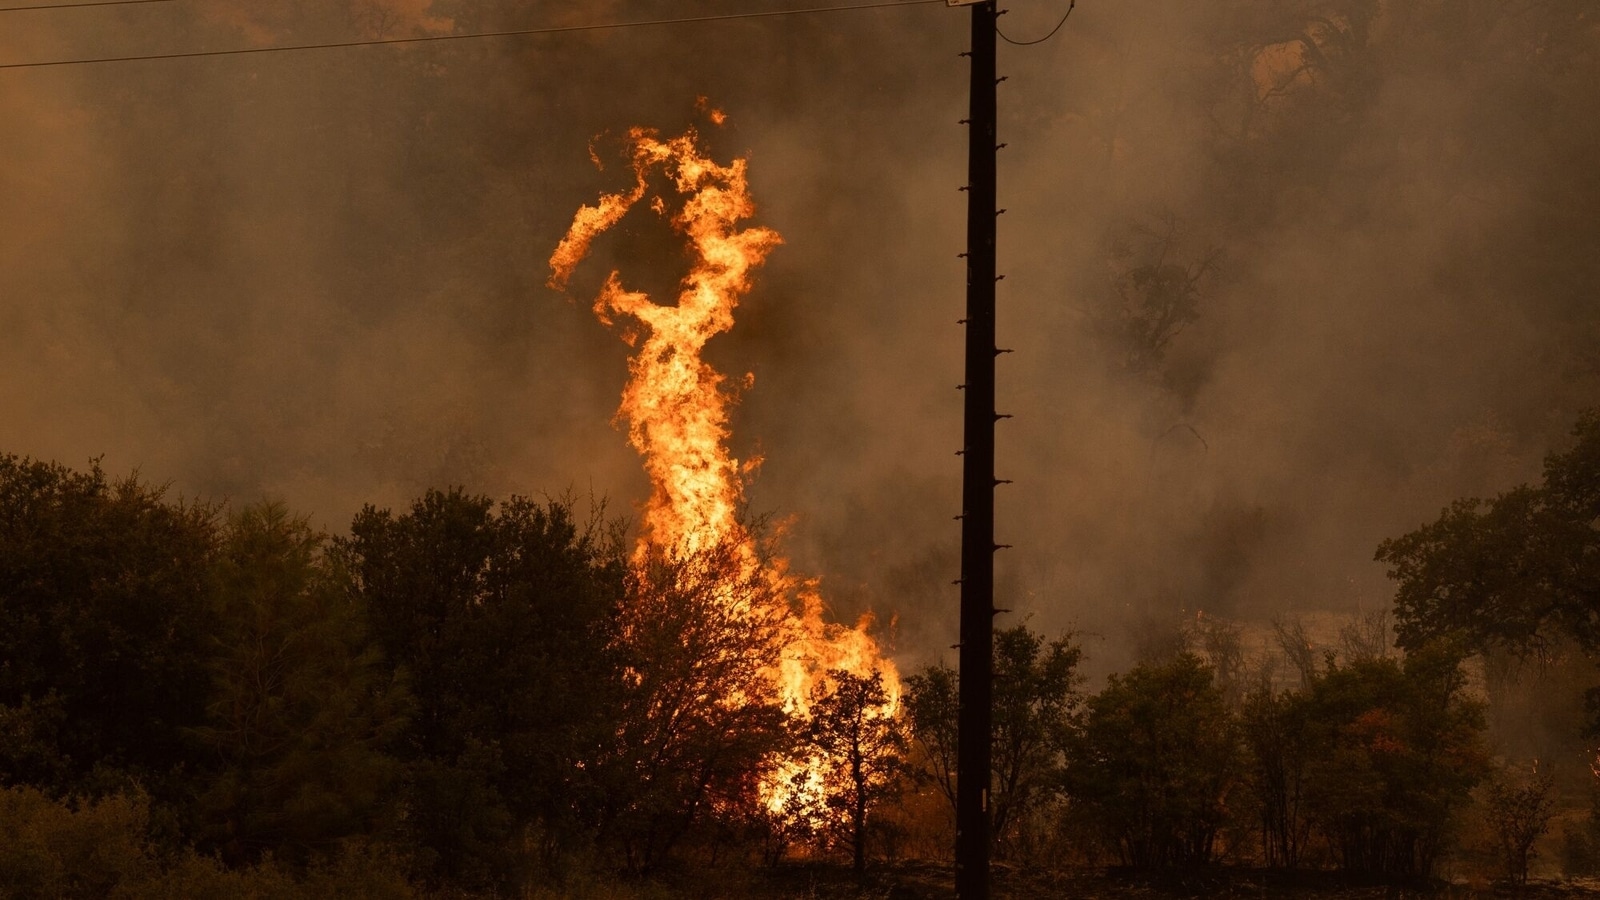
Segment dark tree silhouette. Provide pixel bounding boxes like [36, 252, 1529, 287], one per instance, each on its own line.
[1063, 653, 1241, 868]
[1380, 410, 1600, 660]
[809, 669, 905, 873]
[1294, 646, 1488, 878]
[595, 540, 788, 871]
[0, 456, 218, 797]
[338, 488, 625, 886]
[904, 624, 1081, 859]
[1486, 764, 1557, 887]
[192, 502, 411, 866]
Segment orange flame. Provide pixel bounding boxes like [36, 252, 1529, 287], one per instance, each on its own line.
[549, 121, 899, 821]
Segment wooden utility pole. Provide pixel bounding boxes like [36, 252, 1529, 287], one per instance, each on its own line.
[955, 1, 998, 897]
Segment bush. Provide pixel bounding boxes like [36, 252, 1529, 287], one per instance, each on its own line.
[1297, 645, 1490, 878]
[1063, 653, 1243, 868]
[0, 786, 154, 899]
[1485, 764, 1557, 886]
[0, 786, 418, 900]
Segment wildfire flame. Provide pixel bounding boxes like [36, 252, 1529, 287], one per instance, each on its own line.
[549, 118, 899, 819]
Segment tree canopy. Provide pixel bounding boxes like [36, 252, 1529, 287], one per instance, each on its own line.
[0, 456, 218, 797]
[1379, 410, 1600, 657]
[1062, 653, 1241, 869]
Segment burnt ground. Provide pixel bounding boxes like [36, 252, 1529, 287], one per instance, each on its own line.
[626, 864, 1600, 899]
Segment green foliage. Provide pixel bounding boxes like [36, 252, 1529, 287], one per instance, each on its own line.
[0, 785, 155, 899]
[1241, 685, 1314, 868]
[1150, 631, 1484, 878]
[0, 451, 1510, 889]
[190, 502, 412, 867]
[990, 627, 1081, 859]
[1295, 645, 1490, 878]
[0, 784, 418, 900]
[807, 669, 905, 873]
[1379, 410, 1600, 659]
[901, 662, 957, 817]
[1063, 653, 1242, 868]
[0, 456, 218, 796]
[902, 624, 1081, 861]
[120, 853, 303, 900]
[338, 488, 626, 885]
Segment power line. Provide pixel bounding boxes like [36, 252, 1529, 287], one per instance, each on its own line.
[1, 0, 171, 11]
[0, 0, 942, 71]
[996, 0, 1073, 46]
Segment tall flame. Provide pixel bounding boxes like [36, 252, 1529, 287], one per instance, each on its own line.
[549, 120, 899, 818]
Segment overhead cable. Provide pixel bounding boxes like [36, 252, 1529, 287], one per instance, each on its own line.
[996, 0, 1073, 46]
[0, 0, 942, 70]
[0, 0, 171, 11]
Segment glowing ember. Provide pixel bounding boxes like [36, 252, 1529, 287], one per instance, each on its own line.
[548, 116, 899, 822]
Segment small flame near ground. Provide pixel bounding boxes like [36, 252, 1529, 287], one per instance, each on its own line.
[549, 116, 900, 822]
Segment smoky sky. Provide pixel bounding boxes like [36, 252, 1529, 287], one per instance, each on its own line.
[2, 1, 1596, 671]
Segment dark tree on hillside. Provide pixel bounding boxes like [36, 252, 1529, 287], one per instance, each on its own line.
[1090, 214, 1221, 400]
[191, 502, 412, 866]
[336, 488, 625, 886]
[0, 456, 217, 797]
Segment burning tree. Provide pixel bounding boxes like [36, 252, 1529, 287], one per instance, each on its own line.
[806, 669, 906, 873]
[547, 110, 900, 849]
[595, 540, 790, 870]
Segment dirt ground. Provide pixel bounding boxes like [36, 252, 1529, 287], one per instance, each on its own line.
[648, 864, 1600, 899]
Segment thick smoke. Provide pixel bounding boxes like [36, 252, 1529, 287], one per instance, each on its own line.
[2, 1, 1596, 672]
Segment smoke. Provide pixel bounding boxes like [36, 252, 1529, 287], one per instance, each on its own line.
[2, 1, 1596, 672]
